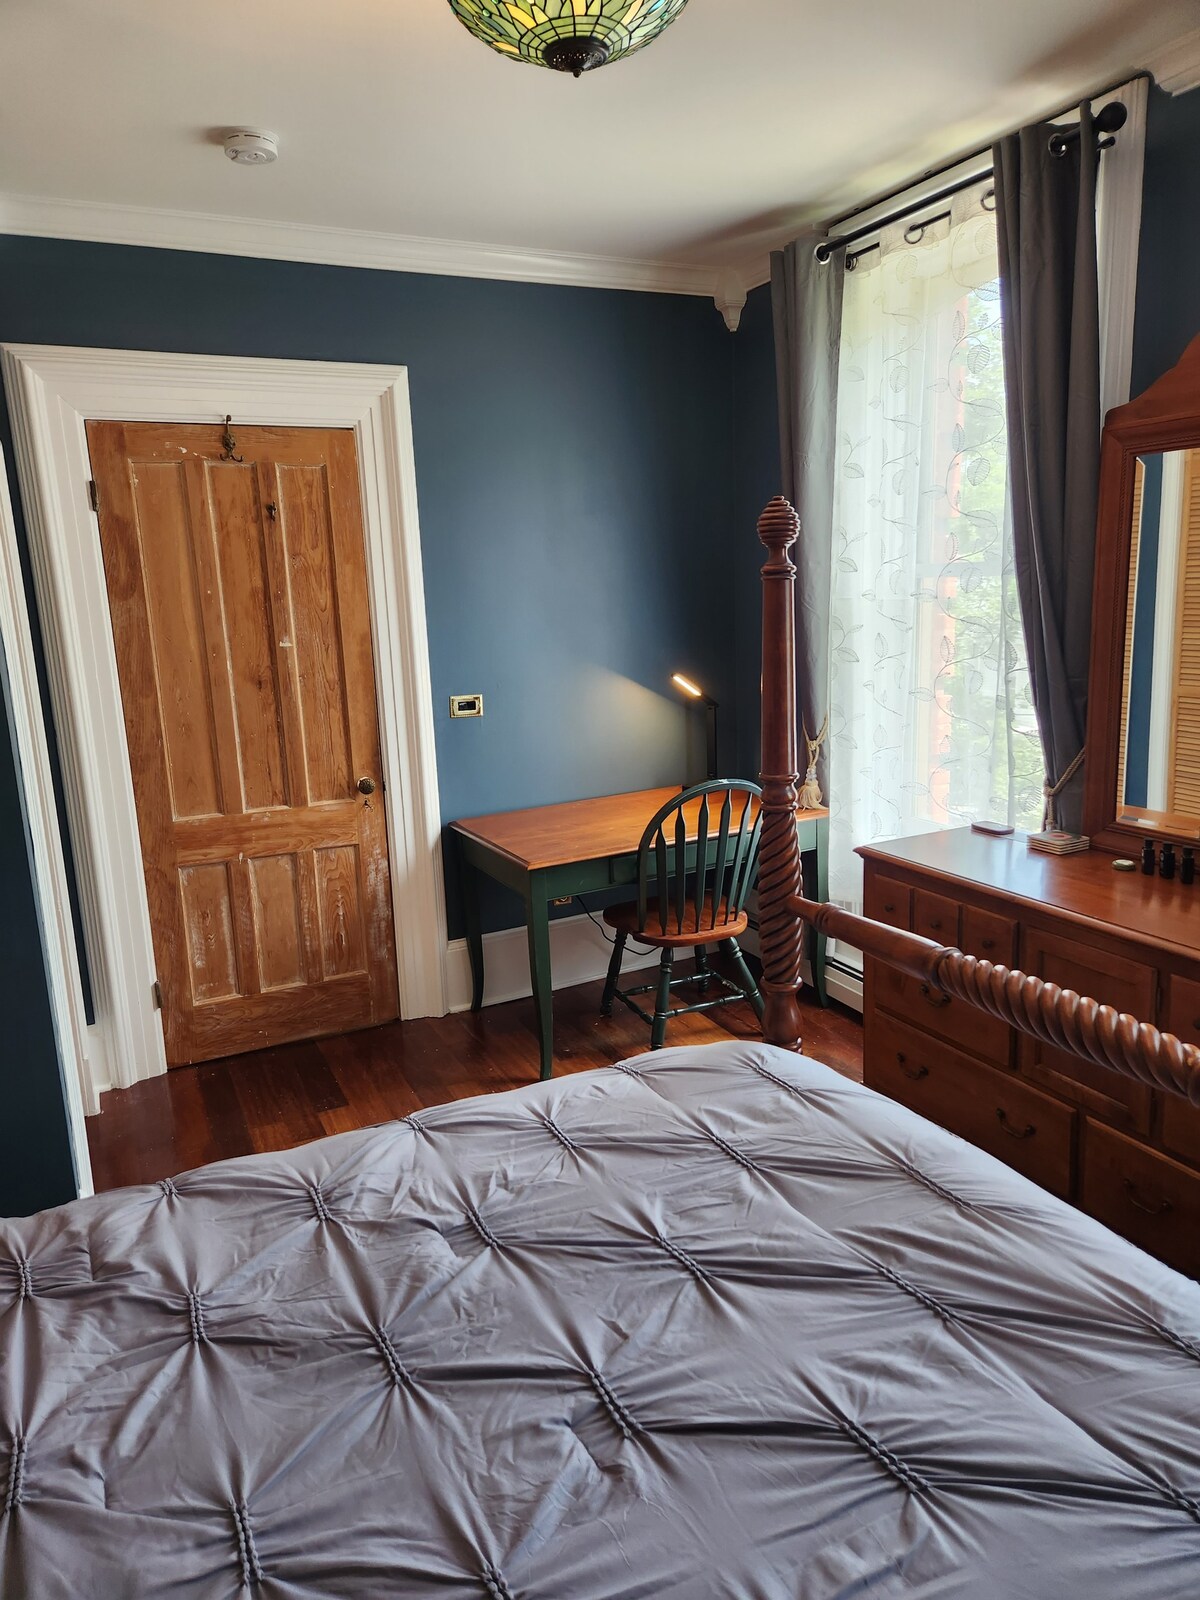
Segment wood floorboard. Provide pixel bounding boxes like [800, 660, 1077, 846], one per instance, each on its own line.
[86, 959, 864, 1193]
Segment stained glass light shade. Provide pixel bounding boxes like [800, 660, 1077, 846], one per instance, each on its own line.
[446, 0, 691, 77]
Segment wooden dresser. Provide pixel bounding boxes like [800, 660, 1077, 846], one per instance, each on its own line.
[861, 829, 1200, 1277]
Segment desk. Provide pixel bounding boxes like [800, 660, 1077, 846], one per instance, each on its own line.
[452, 787, 829, 1080]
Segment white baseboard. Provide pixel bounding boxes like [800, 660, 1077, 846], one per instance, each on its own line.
[445, 912, 660, 1014]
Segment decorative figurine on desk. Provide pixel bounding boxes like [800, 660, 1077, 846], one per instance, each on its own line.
[1184, 847, 1196, 886]
[1161, 842, 1177, 880]
[1142, 839, 1157, 876]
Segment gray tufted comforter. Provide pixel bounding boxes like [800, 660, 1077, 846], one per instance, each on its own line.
[2, 1041, 1199, 1598]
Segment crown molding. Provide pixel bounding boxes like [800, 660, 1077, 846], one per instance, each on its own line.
[1147, 27, 1200, 95]
[0, 190, 727, 309]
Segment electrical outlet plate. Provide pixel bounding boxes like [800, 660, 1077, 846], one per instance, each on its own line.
[449, 694, 483, 719]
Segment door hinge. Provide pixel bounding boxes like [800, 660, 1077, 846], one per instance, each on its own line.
[152, 979, 163, 1011]
[88, 479, 100, 515]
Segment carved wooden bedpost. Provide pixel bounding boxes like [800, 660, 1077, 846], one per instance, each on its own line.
[758, 496, 805, 1050]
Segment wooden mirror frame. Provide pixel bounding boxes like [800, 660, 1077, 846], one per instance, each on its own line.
[1083, 333, 1200, 853]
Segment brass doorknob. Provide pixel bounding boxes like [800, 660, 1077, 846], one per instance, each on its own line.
[357, 776, 377, 795]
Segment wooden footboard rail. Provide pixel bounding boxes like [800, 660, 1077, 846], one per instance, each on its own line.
[756, 495, 1200, 1108]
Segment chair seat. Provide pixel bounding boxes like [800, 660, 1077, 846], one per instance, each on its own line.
[603, 896, 749, 948]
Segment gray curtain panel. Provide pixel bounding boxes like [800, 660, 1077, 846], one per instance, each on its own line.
[770, 235, 845, 800]
[993, 106, 1101, 834]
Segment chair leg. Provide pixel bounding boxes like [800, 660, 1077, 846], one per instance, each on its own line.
[601, 931, 628, 1018]
[695, 943, 711, 993]
[651, 948, 675, 1049]
[722, 937, 765, 1021]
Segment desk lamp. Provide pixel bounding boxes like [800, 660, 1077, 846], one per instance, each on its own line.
[672, 673, 718, 781]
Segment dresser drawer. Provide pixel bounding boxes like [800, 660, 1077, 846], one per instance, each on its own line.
[868, 1012, 1075, 1198]
[869, 958, 1011, 1067]
[1082, 1121, 1200, 1277]
[1159, 978, 1200, 1164]
[1164, 975, 1200, 1044]
[962, 905, 1017, 965]
[864, 871, 912, 931]
[914, 889, 958, 944]
[1019, 929, 1155, 1134]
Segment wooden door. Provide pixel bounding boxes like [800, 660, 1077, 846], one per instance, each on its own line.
[87, 421, 399, 1066]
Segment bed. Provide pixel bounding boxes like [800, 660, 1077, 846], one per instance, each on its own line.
[3, 496, 1200, 1597]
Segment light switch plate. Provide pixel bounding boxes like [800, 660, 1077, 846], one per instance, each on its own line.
[450, 693, 483, 719]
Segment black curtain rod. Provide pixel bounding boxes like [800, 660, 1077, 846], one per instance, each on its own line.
[819, 173, 997, 266]
[812, 73, 1145, 266]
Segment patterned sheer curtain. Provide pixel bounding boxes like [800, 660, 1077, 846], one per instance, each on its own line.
[828, 183, 1045, 936]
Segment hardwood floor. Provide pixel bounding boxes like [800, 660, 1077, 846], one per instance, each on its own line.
[86, 960, 863, 1192]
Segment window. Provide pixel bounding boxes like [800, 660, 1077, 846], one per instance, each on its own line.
[827, 183, 1045, 940]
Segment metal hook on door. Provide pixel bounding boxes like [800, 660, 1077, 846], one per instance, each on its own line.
[220, 415, 243, 463]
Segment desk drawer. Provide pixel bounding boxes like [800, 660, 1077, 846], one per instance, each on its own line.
[1082, 1121, 1200, 1277]
[868, 1012, 1074, 1198]
[1018, 929, 1154, 1134]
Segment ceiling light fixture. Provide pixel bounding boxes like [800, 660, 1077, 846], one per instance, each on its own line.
[446, 0, 690, 78]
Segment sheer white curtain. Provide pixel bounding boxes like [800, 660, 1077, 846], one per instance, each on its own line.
[827, 185, 1044, 931]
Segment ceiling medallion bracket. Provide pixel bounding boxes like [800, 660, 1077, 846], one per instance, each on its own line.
[543, 36, 610, 78]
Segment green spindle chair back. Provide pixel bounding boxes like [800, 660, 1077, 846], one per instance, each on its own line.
[634, 780, 763, 938]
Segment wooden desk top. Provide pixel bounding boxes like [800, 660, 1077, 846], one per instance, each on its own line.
[860, 828, 1200, 963]
[454, 787, 828, 873]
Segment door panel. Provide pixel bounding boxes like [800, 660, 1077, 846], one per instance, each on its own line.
[88, 421, 399, 1065]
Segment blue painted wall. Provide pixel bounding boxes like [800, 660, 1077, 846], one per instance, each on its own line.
[0, 642, 77, 1214]
[1132, 85, 1200, 394]
[0, 234, 736, 1214]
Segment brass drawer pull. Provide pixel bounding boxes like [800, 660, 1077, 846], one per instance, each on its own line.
[919, 983, 952, 1009]
[996, 1108, 1035, 1140]
[1124, 1180, 1173, 1218]
[897, 1053, 929, 1082]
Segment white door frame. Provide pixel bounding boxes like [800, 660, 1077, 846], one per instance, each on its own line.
[0, 443, 94, 1192]
[1, 344, 448, 1115]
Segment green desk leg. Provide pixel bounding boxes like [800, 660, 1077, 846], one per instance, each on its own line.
[525, 870, 555, 1081]
[809, 818, 830, 1008]
[459, 841, 486, 1012]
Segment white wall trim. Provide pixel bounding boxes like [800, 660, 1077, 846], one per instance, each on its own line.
[0, 448, 95, 1195]
[1147, 29, 1200, 95]
[0, 344, 448, 1109]
[0, 192, 721, 305]
[1097, 77, 1149, 418]
[445, 913, 659, 1014]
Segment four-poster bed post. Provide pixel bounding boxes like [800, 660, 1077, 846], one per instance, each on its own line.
[756, 497, 806, 1048]
[756, 495, 1200, 1107]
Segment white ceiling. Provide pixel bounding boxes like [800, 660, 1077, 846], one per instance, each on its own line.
[0, 0, 1195, 288]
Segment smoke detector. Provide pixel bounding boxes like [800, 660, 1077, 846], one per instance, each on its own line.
[223, 129, 278, 166]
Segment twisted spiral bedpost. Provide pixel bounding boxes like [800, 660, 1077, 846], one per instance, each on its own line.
[758, 497, 805, 1050]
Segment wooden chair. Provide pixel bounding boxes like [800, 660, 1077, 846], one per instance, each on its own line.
[601, 781, 765, 1047]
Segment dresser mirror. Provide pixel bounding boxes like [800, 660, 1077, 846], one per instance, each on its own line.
[1115, 446, 1200, 836]
[1084, 336, 1200, 851]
